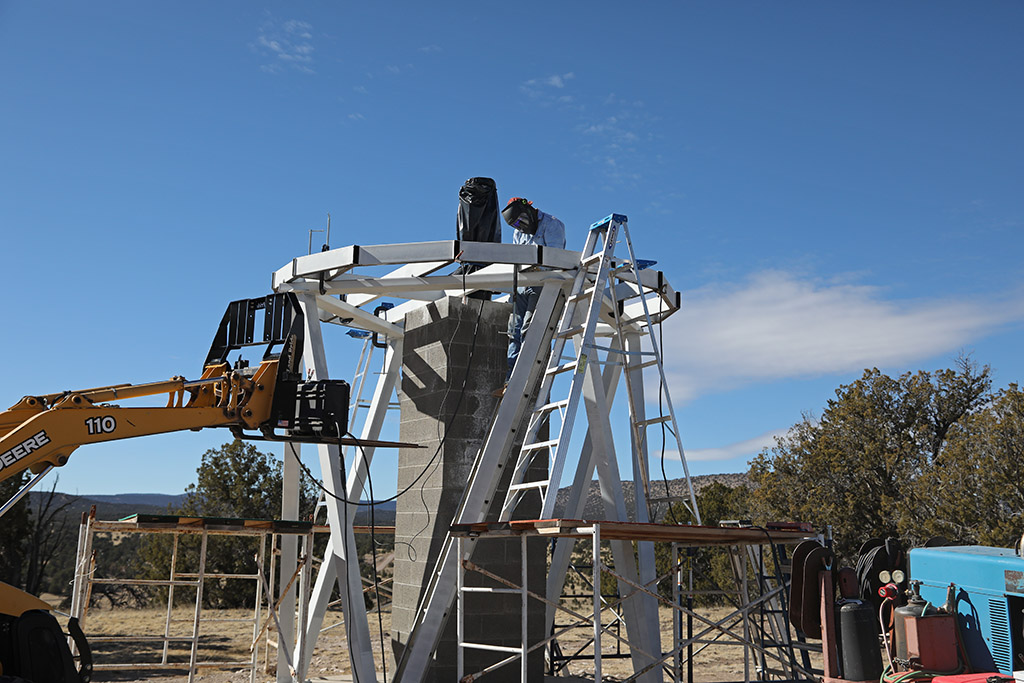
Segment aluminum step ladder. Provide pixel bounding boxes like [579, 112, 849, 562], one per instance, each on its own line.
[493, 214, 686, 683]
[499, 215, 625, 521]
[610, 222, 700, 525]
[499, 213, 700, 526]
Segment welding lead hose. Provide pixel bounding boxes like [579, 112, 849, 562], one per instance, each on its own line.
[879, 597, 896, 673]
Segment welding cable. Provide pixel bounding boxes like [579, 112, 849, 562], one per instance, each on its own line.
[346, 427, 388, 683]
[410, 296, 486, 550]
[334, 435, 360, 683]
[655, 303, 680, 525]
[879, 597, 896, 672]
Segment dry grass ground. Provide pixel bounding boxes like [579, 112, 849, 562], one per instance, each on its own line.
[71, 602, 817, 683]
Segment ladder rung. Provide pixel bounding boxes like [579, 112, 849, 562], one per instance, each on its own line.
[636, 415, 671, 427]
[522, 439, 558, 452]
[626, 359, 660, 371]
[556, 325, 584, 339]
[508, 480, 549, 492]
[546, 362, 578, 375]
[537, 399, 570, 413]
[581, 253, 603, 267]
[461, 642, 524, 654]
[569, 287, 597, 303]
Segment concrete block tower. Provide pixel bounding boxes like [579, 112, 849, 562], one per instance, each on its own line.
[390, 295, 545, 682]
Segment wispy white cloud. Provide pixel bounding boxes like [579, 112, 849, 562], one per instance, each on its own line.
[681, 429, 790, 462]
[661, 271, 1024, 403]
[256, 18, 316, 74]
[419, 44, 442, 54]
[521, 72, 576, 101]
[576, 94, 654, 188]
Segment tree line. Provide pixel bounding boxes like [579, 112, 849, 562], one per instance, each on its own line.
[3, 358, 1020, 608]
[749, 357, 1023, 561]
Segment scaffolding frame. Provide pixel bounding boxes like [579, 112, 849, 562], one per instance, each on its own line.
[452, 519, 821, 683]
[70, 509, 316, 682]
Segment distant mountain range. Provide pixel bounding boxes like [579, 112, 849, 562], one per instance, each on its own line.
[552, 473, 749, 522]
[28, 491, 187, 523]
[45, 472, 746, 527]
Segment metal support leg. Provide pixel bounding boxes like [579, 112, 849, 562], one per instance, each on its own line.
[302, 336, 403, 674]
[582, 356, 662, 682]
[593, 524, 602, 682]
[278, 442, 301, 683]
[296, 292, 376, 682]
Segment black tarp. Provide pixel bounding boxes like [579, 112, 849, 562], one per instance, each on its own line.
[456, 177, 500, 245]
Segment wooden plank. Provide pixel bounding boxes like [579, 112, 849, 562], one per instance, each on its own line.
[450, 518, 817, 546]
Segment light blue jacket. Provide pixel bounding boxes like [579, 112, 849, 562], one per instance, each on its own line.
[512, 209, 566, 249]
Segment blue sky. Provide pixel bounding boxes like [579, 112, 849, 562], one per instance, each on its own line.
[1, 2, 1021, 497]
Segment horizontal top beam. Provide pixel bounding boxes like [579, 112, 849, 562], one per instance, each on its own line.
[273, 240, 581, 290]
[271, 240, 681, 335]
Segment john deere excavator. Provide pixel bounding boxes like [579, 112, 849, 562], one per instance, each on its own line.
[0, 293, 358, 683]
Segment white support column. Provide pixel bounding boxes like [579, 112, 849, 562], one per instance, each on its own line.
[544, 344, 623, 634]
[520, 533, 528, 683]
[296, 292, 377, 683]
[301, 335, 403, 674]
[593, 524, 602, 683]
[278, 441, 301, 683]
[581, 355, 663, 683]
[625, 331, 662, 681]
[456, 535, 465, 682]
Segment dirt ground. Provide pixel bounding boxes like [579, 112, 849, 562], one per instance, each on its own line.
[68, 602, 817, 683]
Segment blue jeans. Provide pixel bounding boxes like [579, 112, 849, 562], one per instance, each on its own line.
[507, 286, 541, 381]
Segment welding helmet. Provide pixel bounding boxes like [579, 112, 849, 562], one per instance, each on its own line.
[502, 197, 539, 235]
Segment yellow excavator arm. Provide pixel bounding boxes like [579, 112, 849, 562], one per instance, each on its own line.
[0, 362, 280, 484]
[0, 293, 349, 487]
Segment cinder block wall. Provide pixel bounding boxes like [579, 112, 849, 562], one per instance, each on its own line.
[390, 296, 545, 682]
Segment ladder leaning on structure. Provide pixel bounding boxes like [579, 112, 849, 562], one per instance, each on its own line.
[396, 214, 702, 683]
[500, 213, 700, 526]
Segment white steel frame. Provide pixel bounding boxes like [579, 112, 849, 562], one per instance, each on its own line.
[271, 219, 692, 682]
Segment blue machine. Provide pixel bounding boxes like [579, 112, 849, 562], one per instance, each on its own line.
[910, 545, 1024, 675]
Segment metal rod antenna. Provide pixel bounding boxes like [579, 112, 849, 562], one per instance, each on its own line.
[308, 229, 325, 255]
[325, 213, 331, 252]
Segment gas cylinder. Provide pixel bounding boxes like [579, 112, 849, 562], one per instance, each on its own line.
[895, 583, 930, 666]
[894, 581, 957, 672]
[837, 599, 883, 681]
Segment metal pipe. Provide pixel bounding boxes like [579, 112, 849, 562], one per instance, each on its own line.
[0, 465, 53, 518]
